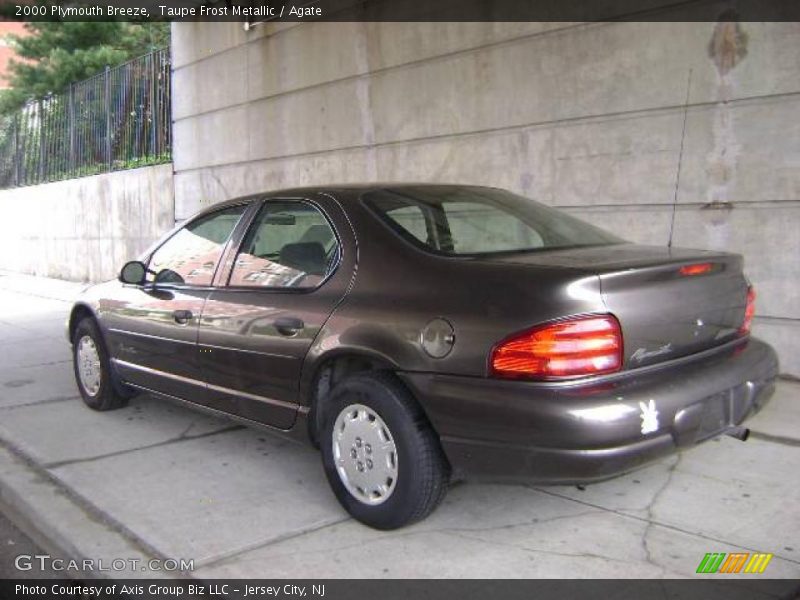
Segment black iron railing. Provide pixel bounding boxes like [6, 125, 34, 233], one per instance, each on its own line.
[0, 47, 171, 189]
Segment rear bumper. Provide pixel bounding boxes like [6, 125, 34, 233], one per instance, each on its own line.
[399, 337, 779, 484]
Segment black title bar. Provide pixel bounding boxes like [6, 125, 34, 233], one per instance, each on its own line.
[2, 579, 800, 600]
[3, 0, 800, 22]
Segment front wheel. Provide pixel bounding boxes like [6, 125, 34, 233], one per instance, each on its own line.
[321, 372, 449, 529]
[72, 317, 128, 411]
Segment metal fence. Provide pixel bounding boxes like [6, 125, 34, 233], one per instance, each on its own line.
[0, 47, 171, 189]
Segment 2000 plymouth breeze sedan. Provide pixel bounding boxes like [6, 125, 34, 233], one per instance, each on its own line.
[68, 184, 779, 529]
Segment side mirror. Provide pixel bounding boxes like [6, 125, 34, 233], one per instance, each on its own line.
[119, 261, 147, 285]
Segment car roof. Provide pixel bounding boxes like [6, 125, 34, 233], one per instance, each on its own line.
[196, 183, 500, 215]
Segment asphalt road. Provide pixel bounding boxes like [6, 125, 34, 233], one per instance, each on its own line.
[0, 510, 58, 579]
[0, 271, 798, 583]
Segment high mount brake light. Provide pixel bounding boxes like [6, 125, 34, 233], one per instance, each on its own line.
[679, 263, 713, 276]
[740, 286, 755, 335]
[490, 314, 623, 380]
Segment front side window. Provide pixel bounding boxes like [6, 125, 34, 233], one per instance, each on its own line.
[229, 201, 339, 289]
[148, 205, 247, 286]
[363, 186, 623, 256]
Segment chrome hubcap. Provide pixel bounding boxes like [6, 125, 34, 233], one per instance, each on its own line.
[332, 404, 398, 505]
[77, 335, 102, 396]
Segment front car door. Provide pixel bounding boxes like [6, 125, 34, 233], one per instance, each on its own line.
[103, 203, 250, 400]
[196, 194, 355, 429]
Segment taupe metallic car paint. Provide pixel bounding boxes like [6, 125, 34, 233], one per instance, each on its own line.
[68, 185, 779, 483]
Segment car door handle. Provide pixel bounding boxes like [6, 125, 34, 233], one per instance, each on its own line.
[173, 309, 193, 325]
[274, 317, 304, 336]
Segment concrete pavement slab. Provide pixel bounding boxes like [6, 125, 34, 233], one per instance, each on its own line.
[0, 271, 86, 303]
[6, 317, 71, 341]
[50, 427, 346, 566]
[192, 483, 657, 578]
[0, 308, 71, 340]
[0, 321, 50, 345]
[0, 394, 240, 466]
[746, 381, 800, 442]
[536, 437, 799, 559]
[193, 481, 800, 578]
[0, 336, 71, 369]
[0, 273, 79, 342]
[650, 438, 799, 554]
[196, 516, 668, 579]
[0, 361, 77, 408]
[0, 293, 72, 322]
[0, 446, 175, 579]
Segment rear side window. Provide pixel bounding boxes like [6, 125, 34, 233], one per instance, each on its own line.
[443, 201, 545, 253]
[148, 205, 247, 286]
[228, 201, 339, 289]
[387, 205, 428, 244]
[363, 187, 622, 256]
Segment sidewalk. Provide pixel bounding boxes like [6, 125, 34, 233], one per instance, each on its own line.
[0, 272, 798, 579]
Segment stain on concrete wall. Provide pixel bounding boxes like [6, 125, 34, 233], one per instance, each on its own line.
[703, 14, 748, 250]
[708, 14, 748, 76]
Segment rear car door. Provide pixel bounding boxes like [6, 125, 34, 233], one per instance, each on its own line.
[105, 203, 249, 400]
[197, 195, 354, 429]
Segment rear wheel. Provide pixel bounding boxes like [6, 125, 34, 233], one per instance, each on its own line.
[72, 317, 128, 411]
[321, 372, 449, 529]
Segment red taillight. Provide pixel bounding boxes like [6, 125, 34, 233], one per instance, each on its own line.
[739, 286, 755, 335]
[490, 314, 623, 380]
[679, 262, 713, 276]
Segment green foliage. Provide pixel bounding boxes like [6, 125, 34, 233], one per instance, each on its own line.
[115, 152, 172, 171]
[0, 21, 170, 113]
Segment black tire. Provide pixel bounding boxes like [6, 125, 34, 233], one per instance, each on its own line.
[72, 317, 128, 411]
[320, 371, 449, 529]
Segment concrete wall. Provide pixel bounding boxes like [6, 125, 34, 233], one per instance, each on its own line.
[0, 164, 174, 283]
[171, 21, 800, 375]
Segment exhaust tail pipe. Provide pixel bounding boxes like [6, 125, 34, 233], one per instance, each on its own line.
[725, 426, 750, 441]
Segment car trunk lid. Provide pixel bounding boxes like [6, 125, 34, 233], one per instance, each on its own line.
[480, 243, 749, 369]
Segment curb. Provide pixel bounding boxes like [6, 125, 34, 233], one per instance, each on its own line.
[0, 440, 181, 580]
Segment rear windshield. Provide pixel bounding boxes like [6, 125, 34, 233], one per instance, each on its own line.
[363, 187, 624, 256]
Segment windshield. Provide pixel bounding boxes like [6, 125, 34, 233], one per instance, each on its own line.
[363, 186, 624, 256]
